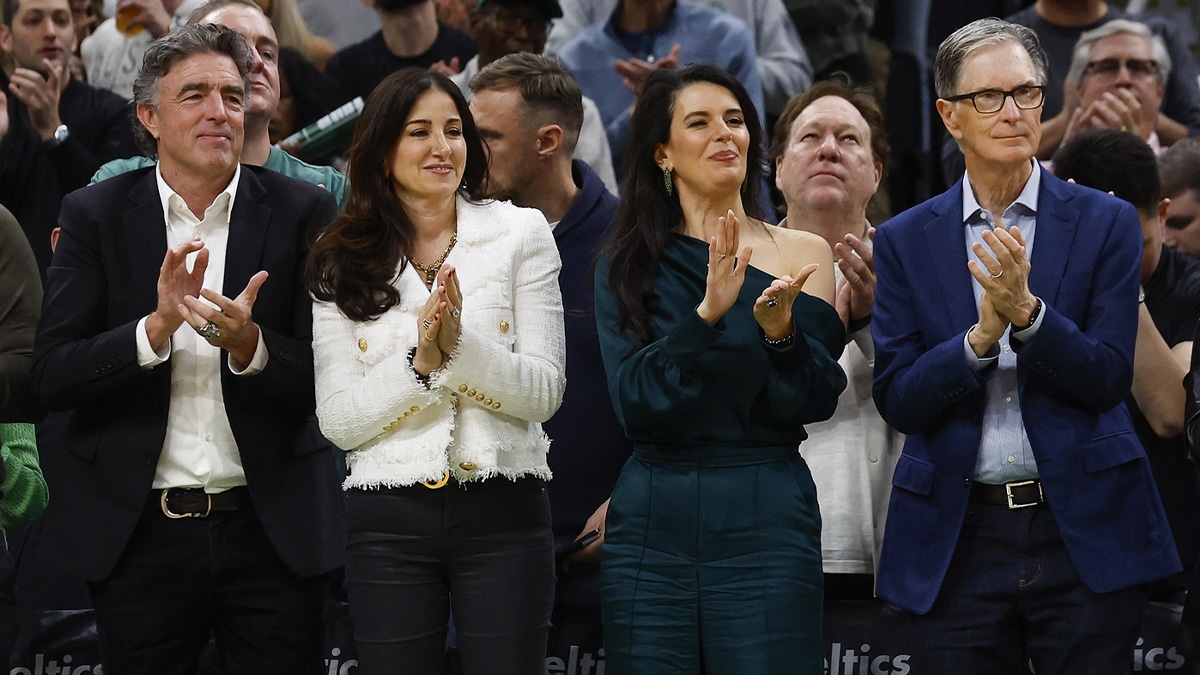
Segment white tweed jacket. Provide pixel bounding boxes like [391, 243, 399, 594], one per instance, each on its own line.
[313, 197, 566, 489]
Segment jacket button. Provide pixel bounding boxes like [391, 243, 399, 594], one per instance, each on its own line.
[500, 320, 510, 333]
[483, 398, 493, 405]
[459, 462, 477, 471]
[411, 406, 420, 412]
[467, 389, 477, 397]
[475, 394, 485, 402]
[358, 338, 367, 352]
[459, 384, 468, 393]
[491, 402, 501, 410]
[402, 412, 411, 418]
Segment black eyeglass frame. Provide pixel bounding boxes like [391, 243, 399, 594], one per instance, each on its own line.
[942, 85, 1047, 114]
[1083, 58, 1160, 79]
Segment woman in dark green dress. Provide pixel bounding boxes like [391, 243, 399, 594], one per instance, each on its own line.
[594, 65, 847, 674]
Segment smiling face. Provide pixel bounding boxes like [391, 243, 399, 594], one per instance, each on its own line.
[388, 88, 467, 205]
[775, 95, 881, 217]
[937, 39, 1043, 171]
[203, 4, 279, 119]
[0, 0, 75, 77]
[655, 81, 750, 198]
[136, 51, 246, 180]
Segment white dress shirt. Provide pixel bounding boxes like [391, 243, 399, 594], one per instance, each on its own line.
[135, 164, 268, 492]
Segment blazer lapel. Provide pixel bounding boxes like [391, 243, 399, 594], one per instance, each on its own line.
[125, 171, 169, 314]
[923, 183, 979, 337]
[1027, 174, 1079, 308]
[224, 168, 270, 298]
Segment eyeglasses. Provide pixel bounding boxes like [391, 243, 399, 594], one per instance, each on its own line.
[1084, 58, 1159, 80]
[943, 85, 1046, 114]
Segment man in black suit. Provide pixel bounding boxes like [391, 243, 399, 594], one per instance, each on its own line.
[31, 23, 343, 675]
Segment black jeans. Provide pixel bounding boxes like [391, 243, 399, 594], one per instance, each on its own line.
[89, 496, 325, 675]
[345, 477, 554, 675]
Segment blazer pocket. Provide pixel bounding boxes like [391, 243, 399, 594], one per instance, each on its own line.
[891, 453, 935, 496]
[467, 305, 517, 350]
[1081, 431, 1145, 473]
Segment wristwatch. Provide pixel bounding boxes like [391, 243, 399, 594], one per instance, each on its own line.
[1013, 297, 1042, 332]
[45, 124, 69, 149]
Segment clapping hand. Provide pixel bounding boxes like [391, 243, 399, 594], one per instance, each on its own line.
[413, 264, 463, 376]
[967, 220, 1038, 326]
[696, 210, 753, 326]
[180, 271, 269, 369]
[833, 227, 876, 335]
[754, 263, 822, 341]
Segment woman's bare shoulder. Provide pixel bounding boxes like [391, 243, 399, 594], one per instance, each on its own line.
[764, 225, 833, 264]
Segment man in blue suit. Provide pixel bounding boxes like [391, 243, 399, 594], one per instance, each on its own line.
[872, 17, 1180, 674]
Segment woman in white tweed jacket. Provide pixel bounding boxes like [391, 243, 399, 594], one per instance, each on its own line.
[306, 68, 565, 675]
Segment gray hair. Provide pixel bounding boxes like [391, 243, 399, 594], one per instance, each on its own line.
[1065, 19, 1171, 87]
[130, 23, 254, 157]
[934, 18, 1049, 99]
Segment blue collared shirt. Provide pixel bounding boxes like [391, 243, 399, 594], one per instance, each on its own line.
[960, 161, 1046, 483]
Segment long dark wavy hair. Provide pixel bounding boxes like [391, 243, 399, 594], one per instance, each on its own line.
[608, 64, 766, 343]
[306, 68, 488, 322]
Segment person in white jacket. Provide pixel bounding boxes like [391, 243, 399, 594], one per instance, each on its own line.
[307, 67, 565, 675]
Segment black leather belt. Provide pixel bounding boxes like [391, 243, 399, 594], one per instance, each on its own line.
[155, 487, 251, 518]
[971, 479, 1045, 509]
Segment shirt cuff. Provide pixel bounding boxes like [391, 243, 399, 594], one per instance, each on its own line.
[963, 330, 999, 372]
[136, 316, 170, 368]
[229, 329, 269, 376]
[852, 325, 874, 364]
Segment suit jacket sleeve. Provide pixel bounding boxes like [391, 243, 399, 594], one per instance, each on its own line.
[1010, 201, 1141, 413]
[0, 206, 42, 422]
[32, 189, 152, 410]
[872, 220, 993, 435]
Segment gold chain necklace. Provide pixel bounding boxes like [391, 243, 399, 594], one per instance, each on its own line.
[409, 231, 458, 286]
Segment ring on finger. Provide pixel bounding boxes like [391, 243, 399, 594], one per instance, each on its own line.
[991, 269, 1003, 279]
[766, 296, 779, 308]
[422, 318, 432, 329]
[450, 306, 461, 319]
[717, 253, 727, 261]
[195, 322, 220, 340]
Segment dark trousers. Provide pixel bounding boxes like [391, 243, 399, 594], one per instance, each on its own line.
[89, 495, 325, 675]
[345, 478, 555, 675]
[913, 499, 1149, 674]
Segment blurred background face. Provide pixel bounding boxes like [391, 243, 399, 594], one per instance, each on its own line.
[1077, 32, 1163, 134]
[1164, 189, 1200, 258]
[472, 3, 548, 66]
[775, 95, 880, 216]
[1, 0, 76, 76]
[204, 4, 280, 119]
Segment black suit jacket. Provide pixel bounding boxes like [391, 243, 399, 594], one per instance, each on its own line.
[31, 165, 344, 583]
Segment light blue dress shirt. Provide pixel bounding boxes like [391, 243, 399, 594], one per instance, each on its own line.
[960, 161, 1046, 484]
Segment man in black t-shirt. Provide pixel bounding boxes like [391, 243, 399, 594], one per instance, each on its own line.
[1054, 128, 1200, 594]
[324, 0, 476, 106]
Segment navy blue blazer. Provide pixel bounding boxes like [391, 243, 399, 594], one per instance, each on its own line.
[871, 170, 1180, 615]
[31, 165, 345, 583]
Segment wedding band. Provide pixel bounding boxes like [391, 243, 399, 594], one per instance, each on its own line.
[767, 297, 779, 308]
[422, 318, 432, 329]
[991, 270, 1003, 279]
[717, 254, 727, 260]
[450, 306, 461, 318]
[195, 322, 220, 340]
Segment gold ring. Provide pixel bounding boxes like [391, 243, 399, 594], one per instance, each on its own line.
[422, 318, 432, 329]
[991, 269, 1003, 279]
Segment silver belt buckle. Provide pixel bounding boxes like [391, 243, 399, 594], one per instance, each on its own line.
[160, 489, 212, 518]
[1005, 480, 1042, 509]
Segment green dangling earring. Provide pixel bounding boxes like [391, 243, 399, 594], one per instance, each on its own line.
[663, 167, 673, 196]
